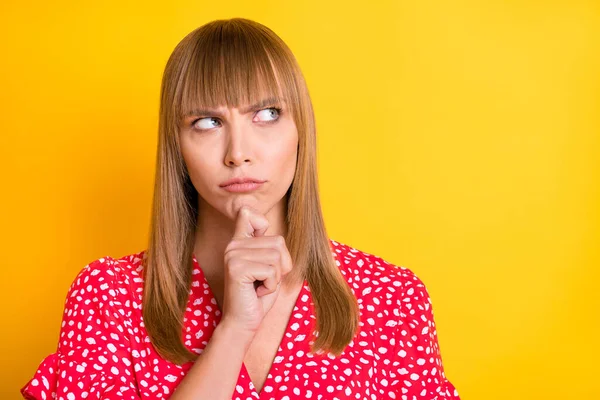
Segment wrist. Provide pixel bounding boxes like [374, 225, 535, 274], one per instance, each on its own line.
[216, 319, 256, 344]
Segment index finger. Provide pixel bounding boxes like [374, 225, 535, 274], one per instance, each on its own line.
[232, 205, 270, 239]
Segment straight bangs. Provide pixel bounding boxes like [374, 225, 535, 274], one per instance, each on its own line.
[175, 23, 299, 128]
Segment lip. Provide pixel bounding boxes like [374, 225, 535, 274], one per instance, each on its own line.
[219, 177, 266, 187]
[221, 182, 265, 192]
[219, 177, 266, 193]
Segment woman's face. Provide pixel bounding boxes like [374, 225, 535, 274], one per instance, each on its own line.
[179, 96, 298, 220]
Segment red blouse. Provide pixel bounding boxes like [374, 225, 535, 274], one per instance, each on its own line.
[21, 239, 460, 400]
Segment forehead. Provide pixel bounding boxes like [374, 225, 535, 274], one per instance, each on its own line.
[183, 96, 286, 118]
[177, 62, 289, 118]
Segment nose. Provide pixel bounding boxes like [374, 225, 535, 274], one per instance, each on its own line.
[223, 113, 252, 167]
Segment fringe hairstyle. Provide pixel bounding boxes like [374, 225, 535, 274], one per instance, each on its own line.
[143, 17, 360, 365]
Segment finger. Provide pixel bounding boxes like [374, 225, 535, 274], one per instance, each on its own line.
[227, 237, 293, 276]
[232, 205, 270, 239]
[229, 247, 282, 267]
[281, 247, 293, 276]
[225, 235, 285, 250]
[230, 259, 281, 287]
[255, 270, 281, 297]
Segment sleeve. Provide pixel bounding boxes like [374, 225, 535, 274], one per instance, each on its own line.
[389, 269, 460, 399]
[20, 257, 141, 400]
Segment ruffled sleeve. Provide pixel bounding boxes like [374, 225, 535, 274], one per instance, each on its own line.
[389, 269, 460, 399]
[21, 257, 141, 400]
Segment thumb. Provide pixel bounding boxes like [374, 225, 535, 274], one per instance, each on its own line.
[232, 205, 270, 239]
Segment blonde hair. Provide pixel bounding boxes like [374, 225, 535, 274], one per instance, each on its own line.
[143, 17, 360, 365]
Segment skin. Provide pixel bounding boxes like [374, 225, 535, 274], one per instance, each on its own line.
[178, 97, 299, 304]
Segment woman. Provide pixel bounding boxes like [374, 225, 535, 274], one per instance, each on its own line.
[21, 18, 460, 400]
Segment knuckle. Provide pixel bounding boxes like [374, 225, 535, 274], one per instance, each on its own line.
[274, 235, 286, 247]
[267, 248, 281, 263]
[226, 239, 241, 252]
[223, 247, 235, 263]
[225, 254, 239, 272]
[241, 206, 252, 216]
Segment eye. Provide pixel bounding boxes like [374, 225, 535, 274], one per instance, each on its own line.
[255, 107, 282, 123]
[193, 117, 221, 130]
[190, 106, 282, 132]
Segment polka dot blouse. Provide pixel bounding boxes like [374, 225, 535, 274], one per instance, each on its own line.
[21, 239, 460, 399]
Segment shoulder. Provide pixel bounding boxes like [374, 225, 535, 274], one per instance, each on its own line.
[329, 238, 430, 306]
[330, 238, 423, 288]
[21, 252, 148, 399]
[65, 250, 147, 306]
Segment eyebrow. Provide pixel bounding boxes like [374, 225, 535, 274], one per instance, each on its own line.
[184, 97, 285, 118]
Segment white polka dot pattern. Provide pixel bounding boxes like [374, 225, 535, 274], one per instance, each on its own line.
[21, 239, 460, 399]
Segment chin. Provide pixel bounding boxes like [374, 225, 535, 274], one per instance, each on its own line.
[226, 195, 264, 215]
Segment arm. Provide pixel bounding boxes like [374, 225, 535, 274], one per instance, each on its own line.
[169, 321, 255, 400]
[21, 258, 140, 400]
[389, 268, 460, 399]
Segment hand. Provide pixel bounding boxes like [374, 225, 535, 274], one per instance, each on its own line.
[220, 205, 294, 335]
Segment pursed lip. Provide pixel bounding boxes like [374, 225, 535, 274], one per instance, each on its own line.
[219, 177, 267, 187]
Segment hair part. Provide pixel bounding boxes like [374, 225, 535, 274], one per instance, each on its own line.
[143, 17, 360, 365]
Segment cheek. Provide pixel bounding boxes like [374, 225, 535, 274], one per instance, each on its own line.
[269, 131, 297, 160]
[271, 136, 298, 180]
[181, 141, 217, 190]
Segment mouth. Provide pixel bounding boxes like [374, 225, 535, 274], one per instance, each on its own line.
[220, 181, 265, 193]
[219, 176, 266, 189]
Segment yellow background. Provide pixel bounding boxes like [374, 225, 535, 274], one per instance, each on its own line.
[1, 1, 598, 399]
